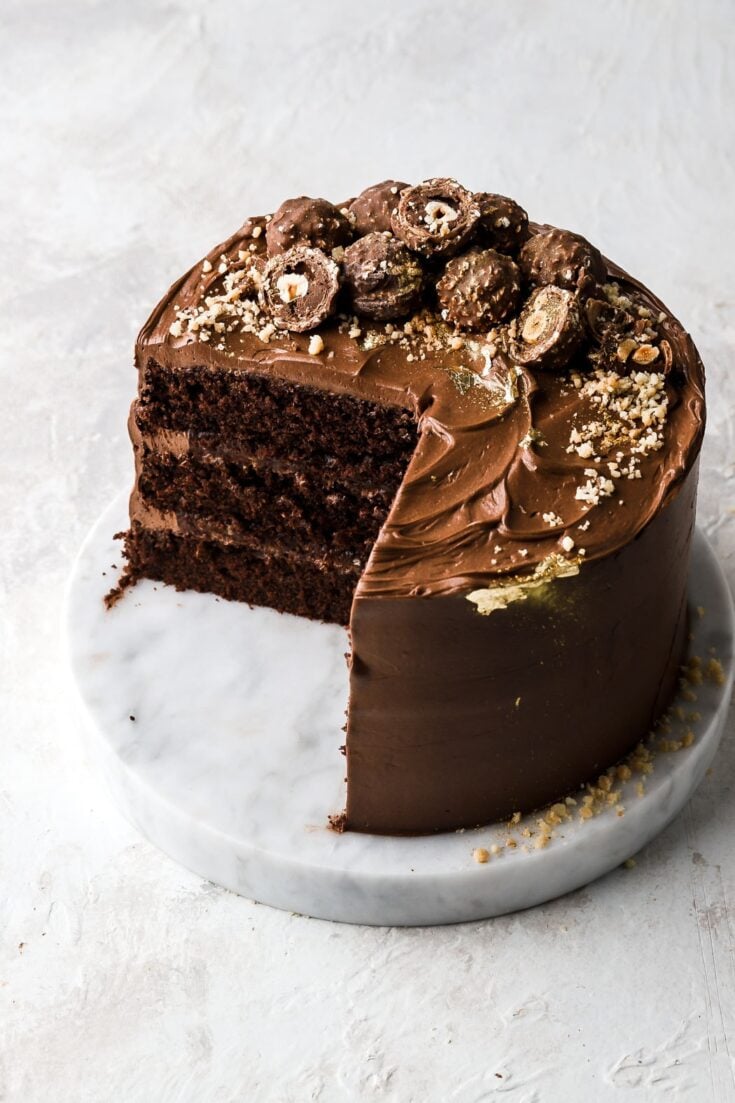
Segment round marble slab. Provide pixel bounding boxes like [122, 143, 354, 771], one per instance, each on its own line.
[66, 495, 734, 926]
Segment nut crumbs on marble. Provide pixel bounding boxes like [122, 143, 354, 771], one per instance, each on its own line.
[705, 657, 725, 686]
[470, 646, 725, 862]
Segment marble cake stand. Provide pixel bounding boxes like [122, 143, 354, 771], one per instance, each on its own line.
[65, 494, 734, 926]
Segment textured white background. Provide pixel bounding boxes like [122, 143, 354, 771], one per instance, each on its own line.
[2, 1, 735, 1100]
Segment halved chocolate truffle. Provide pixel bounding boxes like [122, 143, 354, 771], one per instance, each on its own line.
[260, 246, 340, 332]
[391, 178, 480, 258]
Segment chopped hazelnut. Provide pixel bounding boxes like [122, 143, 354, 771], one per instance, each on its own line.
[616, 338, 638, 363]
[631, 344, 660, 365]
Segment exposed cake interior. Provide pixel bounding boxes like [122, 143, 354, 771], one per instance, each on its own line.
[129, 356, 418, 625]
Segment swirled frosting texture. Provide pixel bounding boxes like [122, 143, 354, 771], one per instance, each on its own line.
[136, 221, 705, 603]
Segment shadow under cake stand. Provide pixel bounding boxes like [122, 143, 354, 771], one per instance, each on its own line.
[65, 494, 734, 926]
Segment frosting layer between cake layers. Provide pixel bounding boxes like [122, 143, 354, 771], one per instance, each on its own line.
[125, 203, 705, 835]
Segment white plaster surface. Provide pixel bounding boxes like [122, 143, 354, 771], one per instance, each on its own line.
[2, 0, 735, 1098]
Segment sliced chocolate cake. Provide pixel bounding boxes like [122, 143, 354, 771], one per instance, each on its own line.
[120, 179, 705, 835]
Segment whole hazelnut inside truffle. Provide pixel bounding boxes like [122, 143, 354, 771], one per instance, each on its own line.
[260, 245, 341, 332]
[391, 178, 480, 258]
[510, 285, 586, 369]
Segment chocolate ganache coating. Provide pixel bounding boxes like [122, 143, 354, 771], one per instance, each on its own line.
[131, 178, 705, 835]
[391, 178, 481, 258]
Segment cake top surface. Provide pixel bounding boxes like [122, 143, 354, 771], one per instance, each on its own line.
[137, 179, 705, 601]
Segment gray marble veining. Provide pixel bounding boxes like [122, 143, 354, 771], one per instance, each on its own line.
[66, 494, 734, 925]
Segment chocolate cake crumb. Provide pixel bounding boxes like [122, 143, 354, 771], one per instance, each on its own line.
[103, 570, 135, 609]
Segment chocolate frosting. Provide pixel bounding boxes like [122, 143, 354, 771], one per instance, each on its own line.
[130, 194, 707, 835]
[135, 222, 705, 604]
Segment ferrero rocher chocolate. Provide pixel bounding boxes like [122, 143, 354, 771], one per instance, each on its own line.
[266, 196, 353, 256]
[475, 192, 529, 254]
[519, 225, 606, 293]
[437, 247, 521, 329]
[348, 180, 408, 236]
[343, 232, 423, 321]
[260, 246, 340, 331]
[391, 178, 480, 257]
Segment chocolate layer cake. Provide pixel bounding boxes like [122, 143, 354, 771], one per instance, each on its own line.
[121, 179, 705, 834]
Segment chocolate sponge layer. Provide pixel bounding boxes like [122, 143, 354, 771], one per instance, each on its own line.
[126, 523, 360, 626]
[136, 448, 401, 564]
[136, 358, 417, 472]
[125, 359, 418, 627]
